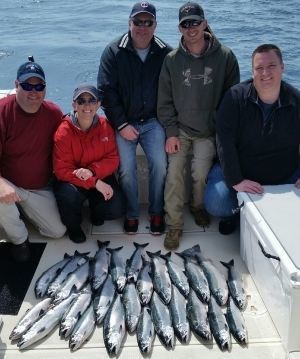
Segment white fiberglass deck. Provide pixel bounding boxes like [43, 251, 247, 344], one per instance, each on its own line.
[0, 207, 286, 359]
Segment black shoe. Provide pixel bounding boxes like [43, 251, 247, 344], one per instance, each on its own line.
[150, 215, 165, 235]
[91, 217, 104, 226]
[219, 218, 237, 235]
[68, 228, 86, 243]
[124, 219, 138, 234]
[11, 238, 31, 262]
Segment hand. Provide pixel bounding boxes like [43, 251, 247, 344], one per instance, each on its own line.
[73, 168, 93, 181]
[165, 137, 181, 154]
[233, 179, 264, 194]
[295, 178, 300, 188]
[96, 179, 114, 201]
[0, 178, 21, 204]
[119, 125, 139, 141]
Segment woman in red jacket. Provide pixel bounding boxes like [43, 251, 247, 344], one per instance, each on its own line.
[53, 84, 124, 243]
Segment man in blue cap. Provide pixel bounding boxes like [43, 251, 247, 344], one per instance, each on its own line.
[98, 2, 172, 236]
[0, 57, 66, 261]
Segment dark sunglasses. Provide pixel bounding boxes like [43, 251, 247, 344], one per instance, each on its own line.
[131, 19, 155, 27]
[180, 20, 203, 29]
[19, 82, 46, 92]
[76, 98, 98, 105]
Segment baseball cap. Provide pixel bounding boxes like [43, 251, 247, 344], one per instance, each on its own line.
[73, 84, 100, 101]
[17, 58, 46, 82]
[179, 2, 205, 24]
[130, 1, 156, 18]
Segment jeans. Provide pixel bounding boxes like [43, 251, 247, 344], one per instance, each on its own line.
[116, 118, 167, 219]
[204, 163, 300, 219]
[54, 175, 124, 232]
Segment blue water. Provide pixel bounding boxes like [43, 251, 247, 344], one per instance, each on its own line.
[0, 0, 299, 112]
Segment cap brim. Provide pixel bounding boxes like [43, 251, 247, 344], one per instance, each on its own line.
[179, 15, 204, 24]
[73, 90, 99, 101]
[18, 73, 45, 82]
[131, 11, 155, 18]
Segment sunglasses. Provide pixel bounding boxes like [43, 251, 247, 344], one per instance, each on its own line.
[76, 98, 98, 105]
[19, 82, 46, 92]
[131, 19, 155, 27]
[180, 20, 203, 29]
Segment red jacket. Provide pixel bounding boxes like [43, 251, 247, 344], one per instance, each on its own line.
[53, 114, 119, 189]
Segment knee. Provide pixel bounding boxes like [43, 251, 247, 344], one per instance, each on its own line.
[44, 223, 66, 238]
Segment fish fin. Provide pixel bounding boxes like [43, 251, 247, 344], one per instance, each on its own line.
[97, 240, 110, 248]
[220, 259, 234, 269]
[160, 251, 171, 261]
[133, 242, 149, 248]
[146, 250, 161, 258]
[64, 253, 72, 258]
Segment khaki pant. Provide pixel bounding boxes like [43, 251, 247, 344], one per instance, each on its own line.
[164, 130, 216, 229]
[0, 180, 66, 245]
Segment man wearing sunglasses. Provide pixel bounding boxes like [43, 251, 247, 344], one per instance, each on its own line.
[98, 2, 172, 235]
[158, 2, 240, 250]
[0, 58, 66, 261]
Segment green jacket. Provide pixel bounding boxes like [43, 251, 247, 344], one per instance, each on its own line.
[157, 30, 240, 138]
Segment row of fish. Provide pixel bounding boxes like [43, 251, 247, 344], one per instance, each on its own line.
[10, 241, 248, 354]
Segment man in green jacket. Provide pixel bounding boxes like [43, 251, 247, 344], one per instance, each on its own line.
[158, 1, 240, 250]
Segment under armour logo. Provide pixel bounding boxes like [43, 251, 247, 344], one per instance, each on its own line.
[141, 1, 149, 8]
[182, 5, 193, 14]
[182, 67, 212, 86]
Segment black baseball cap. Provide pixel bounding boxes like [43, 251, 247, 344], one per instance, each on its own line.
[73, 84, 100, 101]
[17, 58, 45, 82]
[179, 2, 205, 24]
[130, 1, 156, 18]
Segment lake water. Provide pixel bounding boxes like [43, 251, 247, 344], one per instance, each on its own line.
[0, 0, 299, 112]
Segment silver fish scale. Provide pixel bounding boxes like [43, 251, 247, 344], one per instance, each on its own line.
[47, 255, 88, 297]
[169, 285, 190, 343]
[186, 289, 211, 340]
[122, 283, 141, 333]
[60, 286, 92, 338]
[151, 257, 172, 305]
[93, 274, 115, 325]
[208, 297, 231, 351]
[17, 294, 78, 350]
[165, 259, 189, 298]
[53, 261, 90, 304]
[184, 259, 210, 303]
[150, 292, 174, 349]
[9, 297, 52, 341]
[103, 294, 126, 356]
[69, 305, 96, 351]
[126, 243, 148, 283]
[136, 262, 153, 305]
[34, 256, 71, 298]
[226, 297, 248, 344]
[136, 306, 155, 354]
[107, 247, 127, 293]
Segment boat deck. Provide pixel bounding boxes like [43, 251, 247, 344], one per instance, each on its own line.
[0, 207, 286, 359]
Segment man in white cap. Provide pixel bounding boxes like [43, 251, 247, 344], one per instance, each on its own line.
[98, 2, 172, 236]
[0, 57, 66, 261]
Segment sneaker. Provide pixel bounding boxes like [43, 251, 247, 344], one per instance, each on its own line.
[219, 218, 237, 235]
[11, 238, 31, 262]
[150, 215, 165, 235]
[191, 208, 210, 226]
[68, 228, 86, 243]
[124, 219, 139, 234]
[164, 229, 183, 251]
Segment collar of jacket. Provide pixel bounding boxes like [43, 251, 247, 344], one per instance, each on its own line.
[118, 32, 168, 53]
[246, 79, 298, 109]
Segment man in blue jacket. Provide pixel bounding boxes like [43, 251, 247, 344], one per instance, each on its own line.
[204, 44, 300, 235]
[97, 2, 172, 235]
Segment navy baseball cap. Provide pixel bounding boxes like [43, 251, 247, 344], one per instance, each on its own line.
[130, 2, 156, 18]
[17, 59, 45, 82]
[179, 2, 205, 24]
[73, 84, 100, 101]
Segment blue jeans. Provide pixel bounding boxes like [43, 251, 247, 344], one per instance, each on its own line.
[116, 118, 167, 219]
[204, 163, 300, 219]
